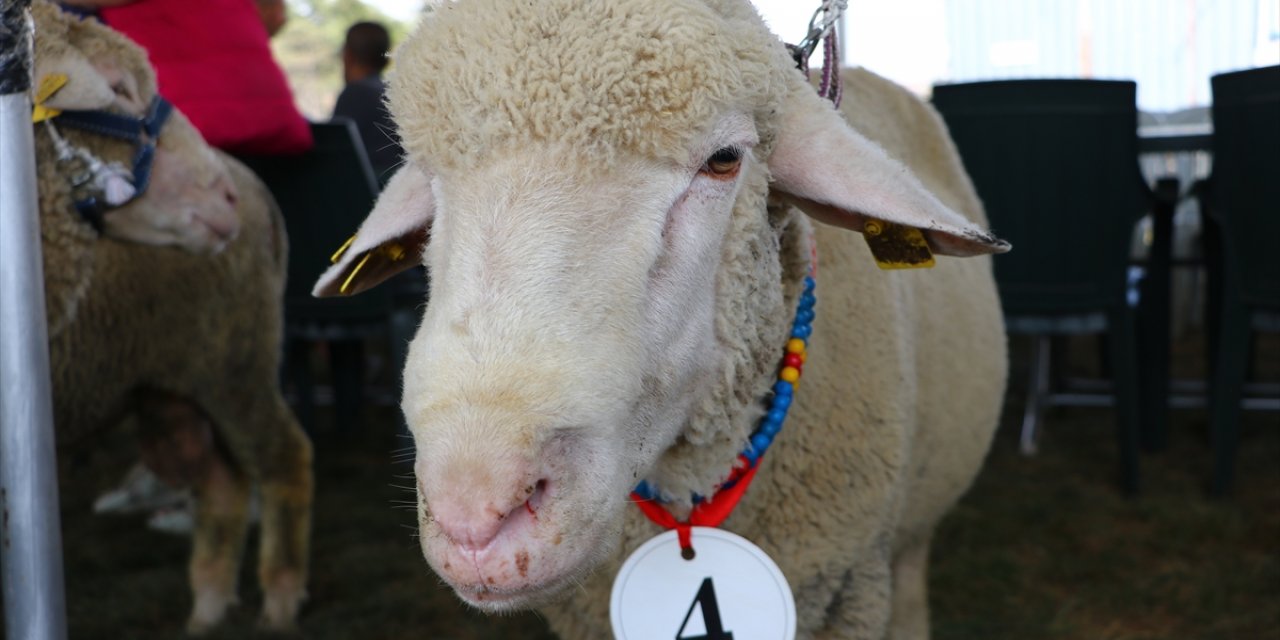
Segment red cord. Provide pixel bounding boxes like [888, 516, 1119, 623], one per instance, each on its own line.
[631, 455, 762, 558]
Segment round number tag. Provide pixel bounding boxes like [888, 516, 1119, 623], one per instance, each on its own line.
[610, 527, 796, 640]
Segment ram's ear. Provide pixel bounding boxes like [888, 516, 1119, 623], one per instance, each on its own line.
[33, 53, 116, 114]
[313, 163, 435, 297]
[769, 85, 1009, 267]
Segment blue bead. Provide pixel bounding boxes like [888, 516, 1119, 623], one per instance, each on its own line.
[792, 324, 812, 339]
[767, 408, 787, 423]
[633, 481, 653, 500]
[761, 419, 782, 437]
[800, 293, 816, 309]
[751, 433, 772, 453]
[773, 393, 792, 410]
[773, 381, 793, 397]
[742, 448, 760, 466]
[798, 309, 815, 324]
[803, 277, 815, 292]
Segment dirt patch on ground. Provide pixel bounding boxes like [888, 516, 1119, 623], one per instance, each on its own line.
[17, 333, 1280, 639]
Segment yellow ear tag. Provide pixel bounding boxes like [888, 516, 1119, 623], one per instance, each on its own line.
[862, 219, 936, 269]
[336, 240, 409, 295]
[31, 74, 69, 124]
[330, 234, 357, 264]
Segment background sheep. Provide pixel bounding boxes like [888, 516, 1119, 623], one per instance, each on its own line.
[31, 2, 240, 255]
[316, 0, 1007, 638]
[32, 3, 312, 633]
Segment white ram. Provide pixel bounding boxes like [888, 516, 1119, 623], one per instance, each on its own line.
[317, 0, 1008, 637]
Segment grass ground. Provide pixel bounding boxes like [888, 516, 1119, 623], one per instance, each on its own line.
[39, 333, 1280, 639]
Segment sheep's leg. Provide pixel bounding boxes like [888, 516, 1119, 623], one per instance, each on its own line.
[186, 448, 253, 635]
[887, 535, 932, 640]
[814, 556, 892, 640]
[134, 392, 252, 635]
[200, 384, 312, 631]
[248, 398, 313, 631]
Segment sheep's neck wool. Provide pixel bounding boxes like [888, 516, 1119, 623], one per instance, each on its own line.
[631, 273, 817, 558]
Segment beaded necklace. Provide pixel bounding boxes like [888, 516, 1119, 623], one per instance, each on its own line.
[631, 273, 817, 558]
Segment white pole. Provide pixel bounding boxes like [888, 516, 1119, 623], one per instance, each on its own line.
[0, 1, 70, 638]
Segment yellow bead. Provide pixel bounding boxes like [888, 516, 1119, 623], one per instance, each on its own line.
[780, 366, 800, 382]
[786, 338, 806, 354]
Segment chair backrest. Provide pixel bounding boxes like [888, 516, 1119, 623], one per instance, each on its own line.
[238, 120, 392, 324]
[931, 79, 1151, 316]
[1208, 65, 1280, 311]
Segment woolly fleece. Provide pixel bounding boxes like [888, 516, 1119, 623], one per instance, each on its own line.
[381, 0, 1006, 637]
[32, 3, 313, 632]
[538, 66, 1006, 640]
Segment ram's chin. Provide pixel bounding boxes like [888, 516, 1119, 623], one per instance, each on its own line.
[450, 572, 582, 612]
[417, 501, 624, 613]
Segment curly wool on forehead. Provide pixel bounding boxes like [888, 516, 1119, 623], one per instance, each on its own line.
[31, 2, 158, 99]
[390, 0, 791, 170]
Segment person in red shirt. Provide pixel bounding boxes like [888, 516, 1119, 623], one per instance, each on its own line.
[63, 0, 312, 155]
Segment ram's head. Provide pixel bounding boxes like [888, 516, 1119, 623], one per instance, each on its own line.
[32, 1, 240, 254]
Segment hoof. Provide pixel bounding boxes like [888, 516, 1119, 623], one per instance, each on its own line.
[259, 586, 307, 633]
[186, 589, 238, 636]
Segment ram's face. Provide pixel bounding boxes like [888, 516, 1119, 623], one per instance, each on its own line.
[313, 0, 1008, 612]
[32, 4, 240, 254]
[323, 0, 786, 609]
[403, 117, 764, 608]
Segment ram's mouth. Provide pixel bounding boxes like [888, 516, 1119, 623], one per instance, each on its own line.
[416, 477, 625, 614]
[194, 211, 238, 241]
[451, 571, 582, 612]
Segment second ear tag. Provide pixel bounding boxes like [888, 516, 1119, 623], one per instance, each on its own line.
[336, 241, 409, 295]
[323, 226, 429, 297]
[32, 73, 69, 123]
[862, 218, 935, 269]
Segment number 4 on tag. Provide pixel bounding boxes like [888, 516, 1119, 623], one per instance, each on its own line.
[677, 578, 733, 640]
[611, 528, 795, 640]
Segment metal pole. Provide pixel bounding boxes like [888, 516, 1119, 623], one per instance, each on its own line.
[1, 0, 71, 638]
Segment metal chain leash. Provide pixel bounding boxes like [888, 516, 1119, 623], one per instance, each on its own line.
[786, 0, 848, 107]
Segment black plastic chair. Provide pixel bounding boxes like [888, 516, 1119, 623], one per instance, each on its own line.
[1198, 65, 1280, 496]
[932, 79, 1172, 493]
[237, 120, 416, 432]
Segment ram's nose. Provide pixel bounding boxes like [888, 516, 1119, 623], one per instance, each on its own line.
[421, 463, 549, 552]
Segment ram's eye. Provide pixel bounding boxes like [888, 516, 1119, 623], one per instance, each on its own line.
[701, 147, 743, 179]
[109, 79, 139, 105]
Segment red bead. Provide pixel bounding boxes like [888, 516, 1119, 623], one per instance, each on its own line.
[784, 353, 803, 368]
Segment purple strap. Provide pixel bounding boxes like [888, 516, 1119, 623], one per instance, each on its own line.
[787, 22, 842, 108]
[817, 27, 842, 107]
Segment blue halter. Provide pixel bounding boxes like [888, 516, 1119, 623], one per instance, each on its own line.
[53, 95, 174, 231]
